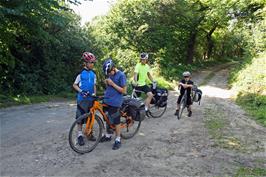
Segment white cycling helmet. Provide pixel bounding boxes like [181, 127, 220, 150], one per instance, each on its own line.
[140, 52, 148, 60]
[183, 71, 191, 77]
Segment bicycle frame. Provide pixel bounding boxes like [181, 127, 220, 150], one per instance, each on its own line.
[84, 99, 132, 136]
[131, 87, 145, 98]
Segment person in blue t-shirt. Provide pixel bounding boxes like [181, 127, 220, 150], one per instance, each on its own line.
[73, 52, 97, 146]
[100, 58, 127, 150]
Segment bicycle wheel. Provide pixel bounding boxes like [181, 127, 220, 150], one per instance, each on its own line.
[69, 113, 103, 154]
[148, 97, 167, 118]
[120, 115, 141, 139]
[178, 96, 186, 120]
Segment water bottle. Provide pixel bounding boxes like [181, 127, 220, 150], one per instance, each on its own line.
[152, 81, 157, 90]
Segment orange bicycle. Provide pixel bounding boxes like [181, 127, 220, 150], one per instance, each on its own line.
[68, 95, 142, 154]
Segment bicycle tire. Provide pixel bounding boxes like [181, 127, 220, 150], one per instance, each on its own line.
[120, 115, 141, 139]
[178, 96, 187, 119]
[69, 113, 103, 154]
[148, 97, 167, 118]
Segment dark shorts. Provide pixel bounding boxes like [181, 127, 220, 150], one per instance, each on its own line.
[135, 85, 152, 94]
[105, 105, 121, 125]
[75, 100, 93, 124]
[177, 94, 192, 106]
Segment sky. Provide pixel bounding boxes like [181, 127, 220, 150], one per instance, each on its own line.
[70, 0, 116, 25]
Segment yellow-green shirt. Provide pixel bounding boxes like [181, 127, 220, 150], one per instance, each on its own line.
[134, 63, 151, 86]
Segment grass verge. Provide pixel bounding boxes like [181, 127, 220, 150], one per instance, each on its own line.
[235, 93, 266, 127]
[0, 92, 75, 108]
[229, 53, 266, 127]
[204, 107, 245, 151]
[235, 167, 266, 177]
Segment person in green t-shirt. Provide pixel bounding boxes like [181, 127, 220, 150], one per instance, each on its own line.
[133, 52, 154, 113]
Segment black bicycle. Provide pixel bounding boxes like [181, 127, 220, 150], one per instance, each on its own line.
[131, 82, 168, 118]
[177, 90, 188, 120]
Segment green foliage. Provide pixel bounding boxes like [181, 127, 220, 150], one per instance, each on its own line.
[1, 0, 265, 105]
[229, 53, 266, 126]
[236, 93, 266, 126]
[235, 167, 266, 177]
[88, 0, 265, 81]
[229, 53, 266, 94]
[0, 0, 93, 96]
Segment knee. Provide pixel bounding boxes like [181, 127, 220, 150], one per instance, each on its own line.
[147, 92, 153, 98]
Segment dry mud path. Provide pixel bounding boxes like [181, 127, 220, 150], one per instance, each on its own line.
[1, 66, 265, 177]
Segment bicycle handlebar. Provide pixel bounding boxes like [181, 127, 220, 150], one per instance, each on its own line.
[84, 93, 105, 101]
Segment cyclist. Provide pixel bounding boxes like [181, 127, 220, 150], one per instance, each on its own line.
[133, 52, 155, 114]
[101, 58, 127, 150]
[73, 52, 97, 146]
[175, 71, 194, 118]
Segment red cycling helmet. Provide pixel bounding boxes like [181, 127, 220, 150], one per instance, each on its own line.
[82, 52, 96, 63]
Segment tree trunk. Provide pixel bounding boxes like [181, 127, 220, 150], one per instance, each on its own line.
[186, 32, 197, 64]
[206, 26, 217, 59]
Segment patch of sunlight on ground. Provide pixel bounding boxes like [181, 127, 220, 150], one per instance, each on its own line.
[200, 85, 235, 99]
[69, 103, 76, 107]
[174, 85, 235, 99]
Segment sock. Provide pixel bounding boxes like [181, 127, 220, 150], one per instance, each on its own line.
[78, 131, 83, 137]
[145, 106, 148, 111]
[106, 133, 112, 138]
[115, 137, 121, 142]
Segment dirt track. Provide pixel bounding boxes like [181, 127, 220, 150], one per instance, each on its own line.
[1, 67, 265, 177]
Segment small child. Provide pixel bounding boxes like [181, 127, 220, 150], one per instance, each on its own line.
[175, 71, 194, 118]
[72, 52, 97, 146]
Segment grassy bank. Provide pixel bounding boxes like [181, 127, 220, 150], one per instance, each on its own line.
[0, 92, 75, 108]
[229, 53, 266, 126]
[235, 167, 266, 177]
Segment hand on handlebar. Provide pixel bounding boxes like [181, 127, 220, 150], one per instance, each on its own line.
[132, 81, 138, 87]
[80, 90, 90, 97]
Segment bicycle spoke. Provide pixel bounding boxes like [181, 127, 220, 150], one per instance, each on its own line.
[69, 114, 102, 154]
[120, 116, 141, 139]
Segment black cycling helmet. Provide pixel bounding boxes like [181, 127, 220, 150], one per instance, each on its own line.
[102, 58, 115, 75]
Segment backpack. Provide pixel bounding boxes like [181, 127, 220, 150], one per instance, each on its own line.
[152, 88, 168, 107]
[192, 86, 202, 104]
[121, 96, 145, 121]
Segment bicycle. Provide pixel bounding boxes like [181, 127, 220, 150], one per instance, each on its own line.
[177, 89, 188, 120]
[131, 82, 167, 118]
[69, 95, 141, 154]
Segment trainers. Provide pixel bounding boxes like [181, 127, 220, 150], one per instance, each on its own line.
[188, 111, 192, 117]
[100, 135, 112, 143]
[112, 140, 121, 150]
[88, 134, 96, 141]
[145, 110, 150, 117]
[77, 135, 85, 146]
[174, 110, 179, 116]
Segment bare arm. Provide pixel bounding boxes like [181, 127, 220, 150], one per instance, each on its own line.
[73, 83, 82, 93]
[94, 85, 97, 95]
[182, 84, 193, 89]
[147, 72, 153, 82]
[134, 72, 138, 83]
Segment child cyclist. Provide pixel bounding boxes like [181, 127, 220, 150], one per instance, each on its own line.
[100, 58, 127, 150]
[73, 52, 97, 146]
[175, 71, 194, 118]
